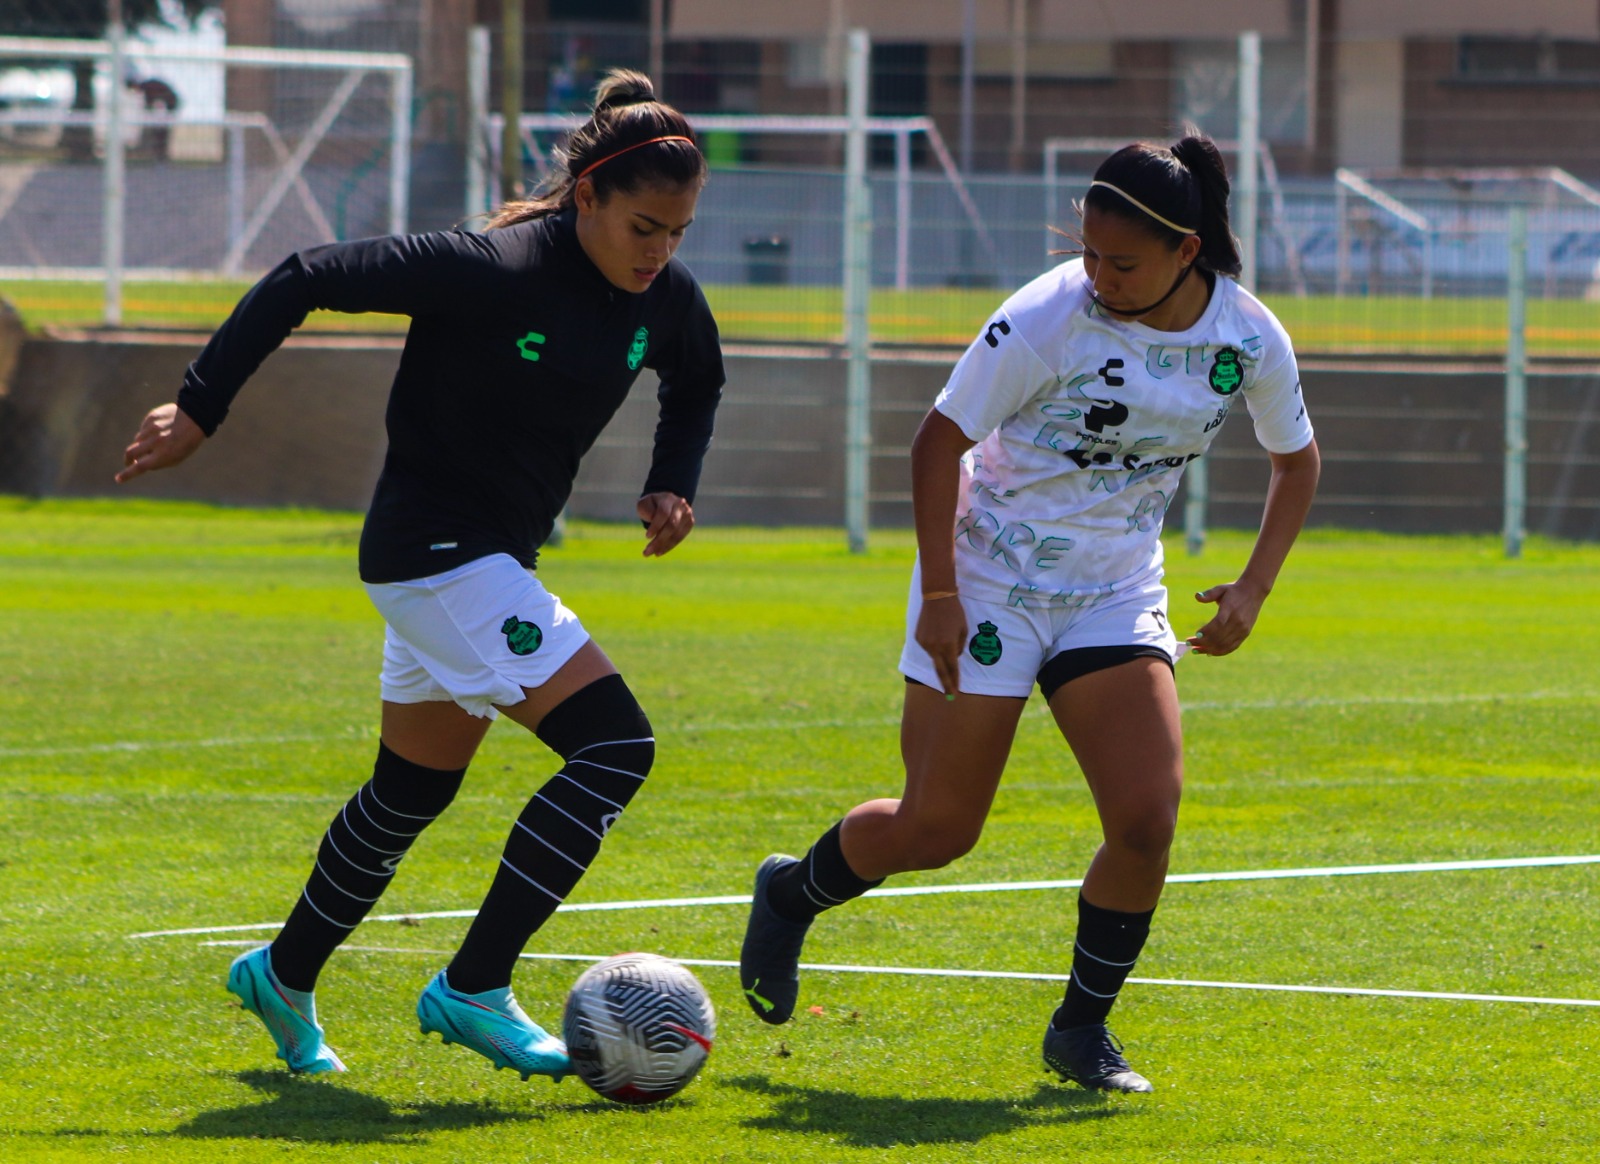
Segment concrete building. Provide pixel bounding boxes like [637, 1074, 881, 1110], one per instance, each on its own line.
[662, 1, 1600, 175]
[207, 1, 1600, 207]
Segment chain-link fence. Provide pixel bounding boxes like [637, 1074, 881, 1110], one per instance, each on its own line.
[1, 7, 1595, 345]
[0, 1, 413, 327]
[1, 3, 1597, 541]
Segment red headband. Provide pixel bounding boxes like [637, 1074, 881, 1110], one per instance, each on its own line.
[575, 135, 695, 182]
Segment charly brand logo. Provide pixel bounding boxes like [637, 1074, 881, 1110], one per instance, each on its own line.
[968, 620, 1003, 665]
[500, 616, 543, 656]
[516, 331, 546, 362]
[627, 326, 649, 370]
[984, 319, 1012, 348]
[1208, 347, 1244, 395]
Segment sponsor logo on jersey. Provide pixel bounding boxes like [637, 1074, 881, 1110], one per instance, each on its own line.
[500, 616, 544, 656]
[516, 331, 546, 362]
[968, 620, 1003, 665]
[984, 319, 1011, 347]
[1208, 347, 1244, 395]
[627, 326, 649, 370]
[1083, 399, 1129, 433]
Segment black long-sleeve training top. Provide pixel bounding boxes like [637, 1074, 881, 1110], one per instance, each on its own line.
[176, 209, 725, 583]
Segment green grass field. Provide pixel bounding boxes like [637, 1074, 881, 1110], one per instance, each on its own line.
[3, 498, 1598, 1162]
[7, 278, 1600, 356]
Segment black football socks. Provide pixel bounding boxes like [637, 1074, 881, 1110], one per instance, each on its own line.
[765, 820, 884, 923]
[446, 675, 654, 994]
[1051, 894, 1156, 1030]
[270, 742, 465, 992]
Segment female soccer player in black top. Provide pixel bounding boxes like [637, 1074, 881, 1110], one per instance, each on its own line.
[117, 70, 724, 1081]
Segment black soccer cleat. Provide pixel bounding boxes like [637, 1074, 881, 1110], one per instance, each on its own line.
[1043, 1022, 1154, 1093]
[739, 854, 811, 1025]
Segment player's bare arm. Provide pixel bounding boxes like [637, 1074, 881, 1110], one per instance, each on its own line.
[909, 408, 976, 695]
[1190, 438, 1321, 656]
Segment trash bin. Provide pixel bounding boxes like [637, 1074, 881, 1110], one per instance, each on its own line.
[743, 236, 791, 285]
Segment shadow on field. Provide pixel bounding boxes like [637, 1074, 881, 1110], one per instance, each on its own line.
[170, 1070, 537, 1144]
[722, 1075, 1129, 1147]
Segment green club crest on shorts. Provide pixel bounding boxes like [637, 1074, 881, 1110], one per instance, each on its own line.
[968, 620, 1003, 666]
[627, 326, 649, 371]
[500, 616, 543, 656]
[1208, 347, 1244, 396]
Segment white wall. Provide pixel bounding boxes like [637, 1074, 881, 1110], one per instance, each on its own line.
[1335, 37, 1403, 170]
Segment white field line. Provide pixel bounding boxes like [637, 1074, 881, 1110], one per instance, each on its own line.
[127, 852, 1600, 940]
[0, 734, 337, 759]
[197, 942, 1600, 1010]
[6, 688, 1594, 760]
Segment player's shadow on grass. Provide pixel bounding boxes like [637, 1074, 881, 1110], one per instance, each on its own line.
[170, 1069, 537, 1144]
[723, 1075, 1129, 1148]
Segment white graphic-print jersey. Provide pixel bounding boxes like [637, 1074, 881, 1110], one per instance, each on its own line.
[934, 258, 1313, 608]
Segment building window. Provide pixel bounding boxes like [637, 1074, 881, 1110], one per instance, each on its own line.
[1457, 37, 1600, 82]
[788, 40, 839, 88]
[871, 43, 927, 167]
[550, 0, 647, 21]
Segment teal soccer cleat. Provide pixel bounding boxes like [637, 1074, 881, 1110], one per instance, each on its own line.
[417, 970, 569, 1082]
[226, 946, 346, 1075]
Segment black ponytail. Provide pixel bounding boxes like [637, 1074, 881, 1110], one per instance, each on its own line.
[485, 68, 706, 229]
[1081, 129, 1242, 279]
[1169, 133, 1242, 277]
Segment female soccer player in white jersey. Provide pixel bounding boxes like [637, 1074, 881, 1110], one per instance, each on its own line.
[740, 133, 1320, 1092]
[116, 71, 724, 1081]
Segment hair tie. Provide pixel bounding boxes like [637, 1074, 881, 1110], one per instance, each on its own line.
[1088, 180, 1197, 235]
[576, 135, 695, 182]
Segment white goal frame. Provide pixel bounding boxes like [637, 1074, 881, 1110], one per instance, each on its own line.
[0, 35, 413, 325]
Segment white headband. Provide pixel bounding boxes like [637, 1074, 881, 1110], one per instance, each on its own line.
[1089, 180, 1197, 235]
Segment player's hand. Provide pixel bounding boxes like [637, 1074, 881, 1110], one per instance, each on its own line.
[914, 595, 966, 696]
[116, 403, 205, 483]
[637, 492, 693, 557]
[1188, 578, 1269, 656]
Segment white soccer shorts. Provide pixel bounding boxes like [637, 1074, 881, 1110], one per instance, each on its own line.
[898, 562, 1179, 698]
[364, 553, 591, 719]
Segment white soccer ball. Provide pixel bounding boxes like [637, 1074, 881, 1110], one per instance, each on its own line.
[562, 952, 716, 1105]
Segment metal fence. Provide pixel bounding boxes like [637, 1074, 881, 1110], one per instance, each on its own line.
[2, 9, 1598, 332]
[0, 4, 1597, 542]
[0, 32, 410, 288]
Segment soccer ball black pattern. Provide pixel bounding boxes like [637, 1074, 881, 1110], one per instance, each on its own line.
[562, 953, 716, 1105]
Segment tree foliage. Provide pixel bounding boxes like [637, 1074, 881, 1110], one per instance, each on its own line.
[0, 1, 214, 38]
